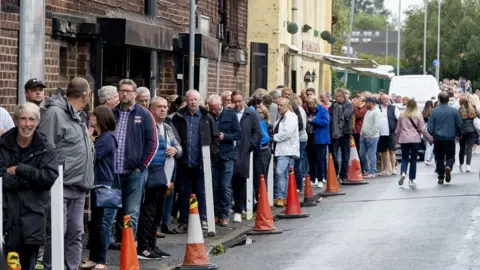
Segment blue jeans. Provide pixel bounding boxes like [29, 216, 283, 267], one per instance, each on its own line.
[118, 170, 147, 237]
[274, 156, 294, 199]
[162, 168, 176, 228]
[360, 136, 379, 175]
[212, 159, 235, 219]
[177, 165, 207, 223]
[102, 208, 117, 247]
[401, 143, 420, 180]
[294, 141, 307, 191]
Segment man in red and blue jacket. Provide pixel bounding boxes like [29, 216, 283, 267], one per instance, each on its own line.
[112, 79, 158, 237]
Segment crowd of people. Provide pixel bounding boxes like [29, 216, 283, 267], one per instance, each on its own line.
[2, 75, 480, 269]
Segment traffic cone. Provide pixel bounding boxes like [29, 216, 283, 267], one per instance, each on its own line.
[120, 215, 140, 270]
[320, 154, 346, 196]
[343, 136, 369, 185]
[175, 195, 218, 270]
[277, 167, 309, 219]
[6, 252, 21, 270]
[247, 175, 283, 235]
[301, 175, 318, 207]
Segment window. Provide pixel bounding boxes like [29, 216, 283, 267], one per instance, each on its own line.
[59, 47, 67, 77]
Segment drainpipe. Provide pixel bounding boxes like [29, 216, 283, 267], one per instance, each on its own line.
[216, 42, 222, 94]
[18, 0, 46, 105]
[292, 0, 299, 92]
[146, 0, 158, 98]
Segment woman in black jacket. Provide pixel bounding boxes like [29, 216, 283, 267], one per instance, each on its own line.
[458, 96, 478, 172]
[0, 102, 58, 269]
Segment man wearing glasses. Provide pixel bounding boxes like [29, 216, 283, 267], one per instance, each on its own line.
[112, 79, 158, 237]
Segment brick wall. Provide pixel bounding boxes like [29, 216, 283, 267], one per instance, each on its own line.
[0, 0, 248, 112]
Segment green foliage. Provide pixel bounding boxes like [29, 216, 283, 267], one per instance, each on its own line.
[321, 30, 331, 40]
[403, 0, 480, 80]
[353, 12, 392, 31]
[357, 53, 407, 68]
[344, 0, 390, 16]
[212, 244, 225, 256]
[332, 0, 349, 55]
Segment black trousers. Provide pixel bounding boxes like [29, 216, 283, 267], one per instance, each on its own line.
[6, 245, 39, 270]
[137, 186, 168, 251]
[307, 133, 318, 181]
[353, 133, 364, 170]
[88, 205, 107, 264]
[253, 147, 272, 200]
[434, 140, 456, 179]
[232, 176, 246, 214]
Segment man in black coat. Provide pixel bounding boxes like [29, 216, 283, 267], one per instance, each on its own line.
[231, 91, 261, 223]
[0, 102, 58, 269]
[172, 89, 220, 233]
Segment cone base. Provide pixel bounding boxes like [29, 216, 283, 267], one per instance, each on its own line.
[319, 191, 346, 196]
[300, 201, 318, 207]
[175, 264, 219, 270]
[247, 228, 283, 235]
[277, 213, 309, 219]
[342, 180, 369, 185]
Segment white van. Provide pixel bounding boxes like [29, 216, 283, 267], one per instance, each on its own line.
[389, 75, 440, 161]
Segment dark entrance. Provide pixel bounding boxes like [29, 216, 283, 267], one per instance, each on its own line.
[250, 42, 268, 94]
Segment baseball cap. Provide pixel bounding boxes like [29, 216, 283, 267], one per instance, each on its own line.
[24, 78, 46, 90]
[365, 97, 377, 104]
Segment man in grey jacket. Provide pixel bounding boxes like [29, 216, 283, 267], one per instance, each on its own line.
[40, 77, 94, 270]
[328, 96, 345, 177]
[334, 89, 354, 182]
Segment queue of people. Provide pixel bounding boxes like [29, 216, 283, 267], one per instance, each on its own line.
[3, 76, 480, 269]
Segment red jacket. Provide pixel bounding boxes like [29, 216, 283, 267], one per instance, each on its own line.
[353, 105, 368, 134]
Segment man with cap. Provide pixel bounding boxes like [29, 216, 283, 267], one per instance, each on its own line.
[24, 78, 47, 117]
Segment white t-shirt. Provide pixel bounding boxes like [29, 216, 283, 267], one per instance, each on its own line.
[0, 107, 14, 131]
[379, 105, 400, 136]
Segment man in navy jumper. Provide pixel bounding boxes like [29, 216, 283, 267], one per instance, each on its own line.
[112, 79, 157, 236]
[207, 94, 241, 227]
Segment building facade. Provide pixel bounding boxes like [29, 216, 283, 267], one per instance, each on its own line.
[342, 30, 400, 58]
[247, 0, 333, 94]
[0, 0, 248, 112]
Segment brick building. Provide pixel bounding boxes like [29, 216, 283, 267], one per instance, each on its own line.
[0, 0, 248, 112]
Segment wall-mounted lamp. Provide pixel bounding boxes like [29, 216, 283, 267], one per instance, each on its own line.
[304, 71, 312, 82]
[311, 70, 317, 82]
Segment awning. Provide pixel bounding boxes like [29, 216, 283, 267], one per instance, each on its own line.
[282, 44, 379, 69]
[98, 18, 174, 51]
[337, 67, 395, 79]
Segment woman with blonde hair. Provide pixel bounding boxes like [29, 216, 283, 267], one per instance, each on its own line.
[252, 103, 272, 202]
[395, 99, 433, 187]
[458, 96, 478, 172]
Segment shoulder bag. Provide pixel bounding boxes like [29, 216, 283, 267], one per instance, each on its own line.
[92, 174, 122, 209]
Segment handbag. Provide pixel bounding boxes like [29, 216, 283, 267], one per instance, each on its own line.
[473, 117, 480, 135]
[409, 118, 432, 147]
[92, 175, 122, 209]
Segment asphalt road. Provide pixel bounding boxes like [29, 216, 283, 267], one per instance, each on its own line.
[211, 155, 480, 270]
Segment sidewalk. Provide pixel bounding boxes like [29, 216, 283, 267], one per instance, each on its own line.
[81, 186, 324, 270]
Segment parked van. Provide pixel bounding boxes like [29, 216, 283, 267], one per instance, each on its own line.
[389, 75, 440, 161]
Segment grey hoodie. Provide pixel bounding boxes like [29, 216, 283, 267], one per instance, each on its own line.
[38, 93, 94, 192]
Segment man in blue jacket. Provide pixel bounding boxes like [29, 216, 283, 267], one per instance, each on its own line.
[428, 91, 462, 184]
[112, 79, 158, 236]
[207, 94, 241, 227]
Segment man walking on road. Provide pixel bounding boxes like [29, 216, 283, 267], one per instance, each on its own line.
[428, 92, 462, 184]
[40, 77, 94, 270]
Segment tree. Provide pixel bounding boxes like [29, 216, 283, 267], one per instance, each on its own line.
[344, 0, 389, 15]
[332, 0, 350, 55]
[402, 0, 480, 82]
[353, 12, 391, 31]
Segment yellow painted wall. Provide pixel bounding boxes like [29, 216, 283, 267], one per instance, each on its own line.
[247, 0, 333, 94]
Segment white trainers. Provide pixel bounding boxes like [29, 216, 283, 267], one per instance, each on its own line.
[467, 165, 471, 172]
[233, 213, 242, 223]
[459, 165, 464, 172]
[316, 181, 324, 188]
[409, 180, 417, 187]
[314, 178, 319, 186]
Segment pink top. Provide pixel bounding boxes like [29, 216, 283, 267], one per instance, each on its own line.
[395, 113, 433, 144]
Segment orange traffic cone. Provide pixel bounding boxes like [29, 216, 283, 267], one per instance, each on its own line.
[277, 167, 309, 219]
[320, 154, 346, 196]
[343, 136, 369, 185]
[301, 175, 318, 207]
[120, 215, 140, 270]
[175, 195, 218, 270]
[248, 175, 283, 235]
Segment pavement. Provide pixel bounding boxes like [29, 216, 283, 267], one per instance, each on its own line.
[210, 154, 480, 270]
[81, 183, 323, 269]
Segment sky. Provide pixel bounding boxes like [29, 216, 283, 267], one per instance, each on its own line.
[384, 0, 424, 22]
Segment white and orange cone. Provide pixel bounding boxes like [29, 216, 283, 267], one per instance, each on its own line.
[175, 195, 218, 270]
[343, 136, 369, 185]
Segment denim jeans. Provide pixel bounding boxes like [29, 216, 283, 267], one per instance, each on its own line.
[102, 208, 117, 247]
[119, 169, 147, 237]
[360, 136, 379, 175]
[294, 141, 307, 191]
[162, 186, 174, 228]
[400, 143, 420, 180]
[212, 159, 235, 219]
[274, 156, 294, 199]
[177, 165, 207, 223]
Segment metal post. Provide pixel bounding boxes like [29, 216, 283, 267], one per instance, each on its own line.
[436, 0, 441, 81]
[0, 177, 2, 253]
[423, 0, 428, 75]
[18, 0, 46, 105]
[246, 152, 254, 220]
[51, 166, 64, 270]
[146, 0, 158, 97]
[292, 0, 299, 91]
[385, 22, 388, 64]
[344, 0, 355, 86]
[188, 0, 196, 90]
[267, 154, 274, 207]
[216, 43, 222, 94]
[397, 0, 401, 76]
[201, 146, 216, 236]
